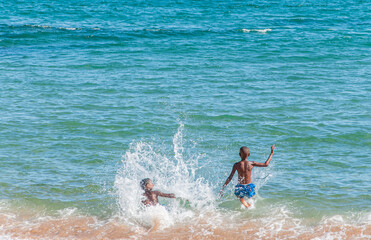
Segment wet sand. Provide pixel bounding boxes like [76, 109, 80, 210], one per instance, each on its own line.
[0, 213, 369, 239]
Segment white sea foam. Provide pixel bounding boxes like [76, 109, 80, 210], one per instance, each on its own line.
[25, 24, 82, 31]
[0, 235, 16, 240]
[56, 207, 78, 217]
[242, 28, 272, 33]
[26, 24, 52, 29]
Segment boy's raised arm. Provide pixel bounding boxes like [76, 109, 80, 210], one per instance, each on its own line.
[252, 145, 275, 167]
[220, 163, 237, 196]
[156, 191, 175, 198]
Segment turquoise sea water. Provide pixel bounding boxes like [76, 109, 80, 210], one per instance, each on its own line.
[0, 0, 370, 238]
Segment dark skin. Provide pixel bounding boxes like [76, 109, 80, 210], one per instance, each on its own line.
[142, 179, 175, 206]
[220, 145, 275, 208]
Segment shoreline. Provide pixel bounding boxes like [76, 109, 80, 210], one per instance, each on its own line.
[0, 210, 369, 239]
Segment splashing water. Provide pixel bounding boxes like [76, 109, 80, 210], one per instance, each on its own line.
[114, 124, 215, 230]
[113, 123, 280, 231]
[110, 124, 371, 239]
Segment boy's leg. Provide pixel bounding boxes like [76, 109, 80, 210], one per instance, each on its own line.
[239, 197, 251, 208]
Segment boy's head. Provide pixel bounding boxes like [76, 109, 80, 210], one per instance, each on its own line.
[140, 178, 154, 190]
[239, 146, 250, 159]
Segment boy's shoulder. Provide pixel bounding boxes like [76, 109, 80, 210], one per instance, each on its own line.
[235, 160, 255, 165]
[151, 190, 162, 195]
[233, 161, 241, 167]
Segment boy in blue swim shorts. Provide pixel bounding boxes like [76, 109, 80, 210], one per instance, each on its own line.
[220, 145, 275, 208]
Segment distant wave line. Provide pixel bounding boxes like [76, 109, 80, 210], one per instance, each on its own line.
[7, 24, 272, 35]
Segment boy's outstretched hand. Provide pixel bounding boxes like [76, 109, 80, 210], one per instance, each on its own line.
[271, 145, 275, 153]
[219, 189, 224, 198]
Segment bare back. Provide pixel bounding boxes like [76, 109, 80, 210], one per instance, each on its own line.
[235, 160, 254, 184]
[221, 145, 275, 200]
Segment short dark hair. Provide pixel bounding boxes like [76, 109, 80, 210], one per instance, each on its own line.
[140, 178, 151, 190]
[240, 146, 249, 155]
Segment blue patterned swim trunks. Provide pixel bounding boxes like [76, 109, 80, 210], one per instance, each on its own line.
[234, 183, 256, 198]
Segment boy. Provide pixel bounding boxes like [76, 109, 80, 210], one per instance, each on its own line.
[140, 178, 175, 206]
[220, 145, 275, 208]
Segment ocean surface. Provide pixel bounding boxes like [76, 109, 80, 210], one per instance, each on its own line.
[0, 0, 370, 239]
